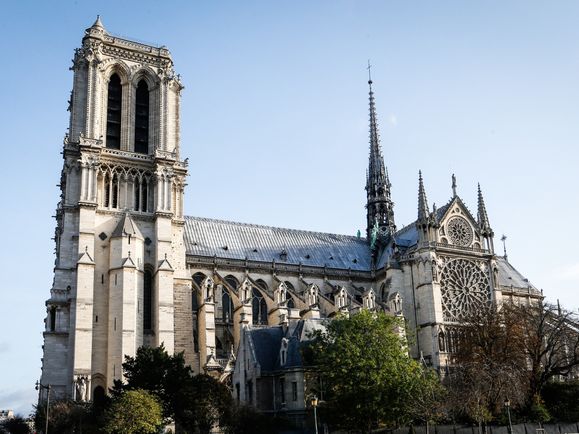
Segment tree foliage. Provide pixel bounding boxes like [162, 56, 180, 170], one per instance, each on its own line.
[113, 344, 192, 421]
[115, 345, 234, 433]
[34, 400, 100, 434]
[309, 310, 444, 433]
[0, 416, 31, 434]
[448, 301, 579, 423]
[103, 389, 162, 434]
[446, 303, 528, 423]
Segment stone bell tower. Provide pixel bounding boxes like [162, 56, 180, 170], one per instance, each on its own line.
[40, 17, 190, 400]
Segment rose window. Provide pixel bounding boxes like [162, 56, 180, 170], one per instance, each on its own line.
[446, 217, 473, 247]
[440, 258, 491, 322]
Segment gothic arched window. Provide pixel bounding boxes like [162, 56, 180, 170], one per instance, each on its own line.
[222, 287, 233, 323]
[252, 287, 267, 325]
[111, 174, 119, 209]
[143, 269, 153, 331]
[106, 74, 122, 149]
[287, 297, 295, 309]
[134, 176, 149, 212]
[134, 80, 149, 154]
[49, 306, 56, 331]
[93, 386, 105, 406]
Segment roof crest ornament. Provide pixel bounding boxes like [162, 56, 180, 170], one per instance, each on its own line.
[501, 234, 508, 261]
[452, 174, 457, 198]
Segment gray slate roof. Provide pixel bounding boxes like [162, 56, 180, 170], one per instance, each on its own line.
[495, 257, 539, 293]
[184, 216, 372, 271]
[184, 215, 539, 294]
[247, 319, 326, 373]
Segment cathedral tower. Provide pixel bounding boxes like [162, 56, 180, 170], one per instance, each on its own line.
[40, 17, 190, 400]
[365, 77, 396, 247]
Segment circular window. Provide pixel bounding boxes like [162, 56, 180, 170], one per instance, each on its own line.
[441, 258, 491, 322]
[447, 216, 473, 247]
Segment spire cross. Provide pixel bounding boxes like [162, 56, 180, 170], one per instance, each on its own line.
[367, 60, 372, 83]
[501, 234, 508, 260]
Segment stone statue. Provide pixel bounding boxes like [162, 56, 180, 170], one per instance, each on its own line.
[76, 376, 87, 402]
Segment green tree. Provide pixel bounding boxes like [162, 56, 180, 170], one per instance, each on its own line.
[103, 389, 162, 434]
[113, 344, 192, 421]
[116, 345, 234, 433]
[309, 310, 443, 433]
[183, 374, 234, 434]
[0, 416, 31, 434]
[542, 380, 579, 422]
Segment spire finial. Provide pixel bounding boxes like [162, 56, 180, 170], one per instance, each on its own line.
[451, 174, 457, 197]
[92, 15, 104, 29]
[477, 183, 492, 234]
[501, 234, 508, 260]
[417, 170, 430, 222]
[367, 59, 372, 85]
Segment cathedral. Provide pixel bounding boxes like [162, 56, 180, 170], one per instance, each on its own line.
[40, 18, 542, 408]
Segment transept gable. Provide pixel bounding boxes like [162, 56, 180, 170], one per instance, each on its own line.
[437, 197, 484, 250]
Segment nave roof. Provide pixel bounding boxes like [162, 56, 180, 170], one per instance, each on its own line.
[184, 216, 372, 271]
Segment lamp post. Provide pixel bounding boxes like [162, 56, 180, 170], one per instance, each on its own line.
[35, 381, 51, 434]
[504, 398, 513, 434]
[310, 395, 319, 434]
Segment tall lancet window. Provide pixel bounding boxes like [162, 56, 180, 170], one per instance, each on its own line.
[106, 74, 122, 149]
[134, 80, 149, 154]
[143, 269, 153, 331]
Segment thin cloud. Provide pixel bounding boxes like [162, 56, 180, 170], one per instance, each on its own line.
[388, 114, 398, 126]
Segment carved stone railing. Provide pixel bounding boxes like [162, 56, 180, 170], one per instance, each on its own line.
[101, 148, 152, 161]
[155, 149, 177, 160]
[434, 242, 489, 254]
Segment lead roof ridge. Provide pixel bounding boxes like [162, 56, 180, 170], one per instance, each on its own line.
[185, 215, 369, 242]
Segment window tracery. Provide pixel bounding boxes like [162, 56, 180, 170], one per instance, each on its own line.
[440, 258, 491, 322]
[446, 216, 473, 247]
[252, 287, 268, 325]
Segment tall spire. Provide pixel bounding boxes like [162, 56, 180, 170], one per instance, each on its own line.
[477, 184, 495, 253]
[365, 66, 395, 244]
[417, 170, 430, 222]
[477, 184, 493, 235]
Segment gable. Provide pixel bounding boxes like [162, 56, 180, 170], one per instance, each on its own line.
[438, 197, 484, 250]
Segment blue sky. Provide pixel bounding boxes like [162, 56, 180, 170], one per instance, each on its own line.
[1, 0, 578, 416]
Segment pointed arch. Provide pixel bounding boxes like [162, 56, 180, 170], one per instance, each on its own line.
[143, 267, 153, 331]
[252, 287, 268, 325]
[106, 73, 122, 149]
[134, 79, 149, 154]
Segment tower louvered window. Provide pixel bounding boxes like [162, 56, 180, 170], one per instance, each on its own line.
[106, 74, 122, 149]
[134, 80, 149, 154]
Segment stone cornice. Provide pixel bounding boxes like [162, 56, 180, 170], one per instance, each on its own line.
[186, 254, 374, 282]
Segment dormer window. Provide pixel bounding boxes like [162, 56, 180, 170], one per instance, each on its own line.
[280, 337, 289, 366]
